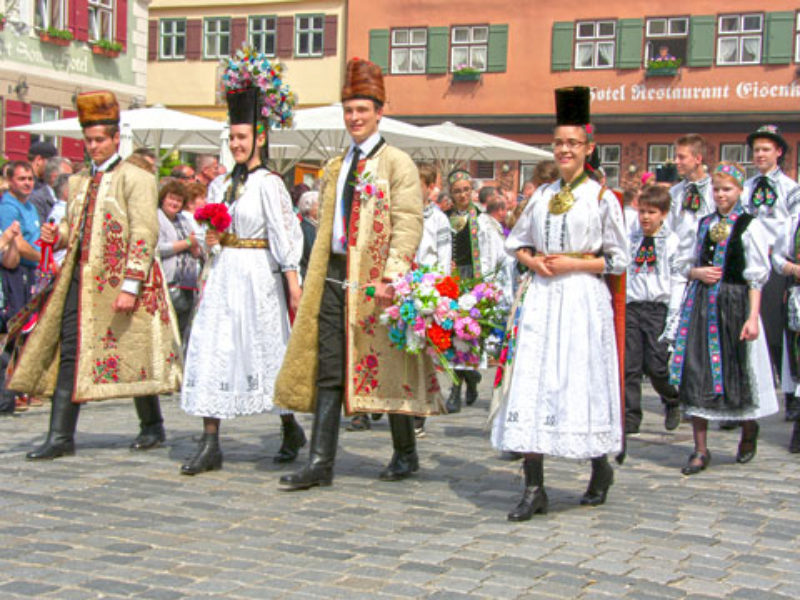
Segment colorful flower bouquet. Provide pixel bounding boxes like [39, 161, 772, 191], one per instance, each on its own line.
[194, 203, 232, 232]
[380, 266, 507, 381]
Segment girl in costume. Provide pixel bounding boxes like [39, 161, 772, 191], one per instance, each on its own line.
[180, 48, 305, 474]
[491, 87, 629, 521]
[670, 162, 777, 475]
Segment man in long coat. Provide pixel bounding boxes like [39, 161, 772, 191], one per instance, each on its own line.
[276, 58, 442, 490]
[9, 91, 182, 460]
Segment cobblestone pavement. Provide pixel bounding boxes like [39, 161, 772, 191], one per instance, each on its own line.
[1, 376, 799, 600]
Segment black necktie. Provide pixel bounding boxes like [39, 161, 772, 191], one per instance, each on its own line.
[683, 183, 701, 212]
[751, 175, 777, 208]
[343, 147, 361, 226]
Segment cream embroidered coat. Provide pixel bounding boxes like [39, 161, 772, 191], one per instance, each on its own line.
[7, 159, 182, 401]
[275, 144, 443, 415]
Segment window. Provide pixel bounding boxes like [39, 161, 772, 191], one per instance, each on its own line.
[645, 17, 688, 64]
[30, 104, 59, 146]
[717, 13, 762, 65]
[160, 19, 186, 60]
[720, 144, 758, 178]
[575, 20, 615, 69]
[296, 14, 323, 57]
[88, 0, 113, 41]
[796, 13, 800, 63]
[390, 28, 427, 74]
[34, 0, 66, 30]
[451, 25, 488, 72]
[475, 161, 494, 179]
[598, 144, 621, 188]
[204, 17, 230, 59]
[250, 16, 277, 56]
[648, 144, 675, 172]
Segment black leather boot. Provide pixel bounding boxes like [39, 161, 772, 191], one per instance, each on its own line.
[789, 421, 800, 454]
[131, 395, 166, 451]
[180, 432, 222, 475]
[445, 379, 463, 414]
[379, 414, 419, 481]
[786, 394, 800, 422]
[580, 455, 614, 506]
[508, 456, 548, 521]
[274, 415, 307, 463]
[279, 388, 341, 490]
[464, 371, 481, 406]
[26, 389, 80, 460]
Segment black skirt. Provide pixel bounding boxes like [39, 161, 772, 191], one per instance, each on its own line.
[678, 282, 755, 413]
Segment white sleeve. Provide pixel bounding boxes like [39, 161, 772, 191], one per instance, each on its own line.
[743, 219, 771, 290]
[771, 218, 794, 274]
[263, 175, 302, 272]
[664, 233, 688, 337]
[599, 189, 629, 275]
[505, 188, 542, 256]
[435, 212, 452, 274]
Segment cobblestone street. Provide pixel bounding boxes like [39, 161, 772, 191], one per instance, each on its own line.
[1, 377, 798, 599]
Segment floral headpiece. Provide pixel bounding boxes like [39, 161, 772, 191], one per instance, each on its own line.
[220, 45, 297, 129]
[448, 169, 472, 187]
[714, 162, 745, 188]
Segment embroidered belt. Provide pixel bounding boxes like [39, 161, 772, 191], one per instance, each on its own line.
[219, 233, 269, 249]
[534, 252, 598, 259]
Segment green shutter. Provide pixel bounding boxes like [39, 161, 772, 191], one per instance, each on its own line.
[616, 18, 643, 69]
[427, 26, 449, 74]
[487, 24, 509, 72]
[765, 12, 794, 64]
[687, 15, 715, 67]
[551, 21, 574, 71]
[368, 29, 389, 72]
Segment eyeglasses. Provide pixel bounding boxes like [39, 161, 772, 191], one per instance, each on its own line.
[551, 139, 588, 150]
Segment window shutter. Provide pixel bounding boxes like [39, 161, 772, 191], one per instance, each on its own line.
[687, 15, 715, 67]
[186, 19, 202, 60]
[426, 26, 448, 74]
[616, 18, 643, 69]
[148, 20, 158, 61]
[323, 15, 338, 57]
[368, 29, 390, 72]
[69, 0, 89, 42]
[551, 21, 574, 71]
[276, 16, 294, 58]
[115, 0, 127, 51]
[487, 24, 508, 73]
[231, 17, 247, 53]
[765, 11, 794, 64]
[4, 100, 31, 162]
[60, 110, 85, 165]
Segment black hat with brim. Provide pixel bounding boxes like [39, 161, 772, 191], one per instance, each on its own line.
[555, 87, 591, 126]
[746, 124, 788, 157]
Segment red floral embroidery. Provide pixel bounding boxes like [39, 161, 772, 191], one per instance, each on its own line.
[402, 383, 414, 400]
[101, 327, 117, 350]
[129, 239, 150, 261]
[136, 267, 171, 323]
[353, 350, 379, 395]
[93, 355, 120, 384]
[428, 373, 441, 394]
[166, 352, 176, 366]
[359, 314, 377, 336]
[139, 367, 148, 381]
[95, 213, 125, 292]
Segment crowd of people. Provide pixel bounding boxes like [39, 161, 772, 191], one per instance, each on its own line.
[1, 52, 798, 524]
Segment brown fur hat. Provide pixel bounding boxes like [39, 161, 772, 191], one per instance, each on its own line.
[341, 58, 385, 105]
[76, 91, 120, 128]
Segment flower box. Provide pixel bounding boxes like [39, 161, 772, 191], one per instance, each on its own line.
[38, 28, 73, 46]
[645, 66, 678, 77]
[645, 58, 681, 78]
[91, 44, 120, 58]
[452, 70, 481, 82]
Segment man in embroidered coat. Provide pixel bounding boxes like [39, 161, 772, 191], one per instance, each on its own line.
[276, 58, 442, 490]
[9, 91, 182, 460]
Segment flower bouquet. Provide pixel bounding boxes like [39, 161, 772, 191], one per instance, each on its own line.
[194, 203, 232, 232]
[380, 266, 507, 382]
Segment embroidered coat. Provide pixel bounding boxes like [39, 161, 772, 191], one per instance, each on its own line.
[275, 144, 443, 415]
[7, 159, 182, 401]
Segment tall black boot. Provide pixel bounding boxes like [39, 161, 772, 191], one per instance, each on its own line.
[26, 389, 80, 460]
[279, 388, 341, 490]
[445, 378, 463, 413]
[180, 432, 222, 475]
[379, 414, 419, 481]
[508, 456, 548, 521]
[464, 371, 482, 406]
[580, 455, 614, 506]
[786, 394, 800, 422]
[274, 415, 307, 463]
[789, 421, 800, 454]
[131, 395, 166, 450]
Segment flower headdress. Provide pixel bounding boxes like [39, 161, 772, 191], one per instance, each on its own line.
[220, 45, 296, 129]
[714, 161, 746, 188]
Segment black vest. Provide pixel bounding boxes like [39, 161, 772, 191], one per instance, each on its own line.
[699, 213, 754, 285]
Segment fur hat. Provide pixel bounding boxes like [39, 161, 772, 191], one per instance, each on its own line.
[555, 87, 591, 126]
[76, 91, 119, 128]
[341, 58, 385, 105]
[226, 88, 261, 127]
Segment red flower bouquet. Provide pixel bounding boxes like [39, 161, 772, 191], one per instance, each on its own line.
[194, 203, 232, 231]
[434, 276, 459, 300]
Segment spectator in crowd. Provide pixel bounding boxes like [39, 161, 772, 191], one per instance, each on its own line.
[27, 141, 58, 190]
[509, 160, 558, 229]
[297, 190, 319, 279]
[131, 148, 157, 173]
[289, 183, 310, 211]
[194, 154, 220, 186]
[157, 181, 202, 345]
[29, 156, 72, 224]
[478, 184, 497, 213]
[171, 164, 196, 181]
[46, 173, 71, 266]
[479, 195, 514, 301]
[0, 220, 22, 416]
[435, 191, 452, 213]
[0, 161, 41, 320]
[183, 181, 208, 241]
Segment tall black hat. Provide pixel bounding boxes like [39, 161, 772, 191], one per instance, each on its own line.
[226, 88, 261, 128]
[555, 87, 591, 126]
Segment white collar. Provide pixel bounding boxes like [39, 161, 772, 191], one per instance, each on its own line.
[93, 153, 121, 173]
[349, 132, 381, 160]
